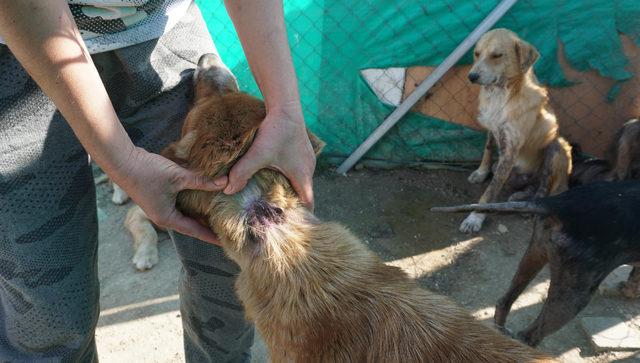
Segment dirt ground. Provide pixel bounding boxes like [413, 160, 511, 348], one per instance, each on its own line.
[94, 167, 640, 362]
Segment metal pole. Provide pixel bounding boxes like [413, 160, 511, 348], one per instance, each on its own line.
[336, 0, 518, 175]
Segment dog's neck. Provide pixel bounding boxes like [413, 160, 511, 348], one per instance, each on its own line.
[202, 170, 313, 269]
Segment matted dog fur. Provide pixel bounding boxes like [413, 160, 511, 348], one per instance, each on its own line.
[124, 54, 557, 362]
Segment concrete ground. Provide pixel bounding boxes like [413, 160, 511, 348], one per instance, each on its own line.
[94, 167, 640, 362]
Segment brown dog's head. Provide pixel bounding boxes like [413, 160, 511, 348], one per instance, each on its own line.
[161, 54, 265, 177]
[468, 28, 539, 86]
[162, 54, 324, 269]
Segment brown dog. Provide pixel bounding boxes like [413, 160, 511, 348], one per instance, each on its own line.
[570, 118, 640, 187]
[461, 29, 572, 233]
[608, 118, 640, 181]
[146, 53, 556, 362]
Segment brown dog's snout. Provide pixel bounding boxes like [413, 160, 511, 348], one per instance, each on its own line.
[468, 72, 480, 83]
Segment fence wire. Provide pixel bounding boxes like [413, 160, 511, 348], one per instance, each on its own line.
[197, 0, 640, 166]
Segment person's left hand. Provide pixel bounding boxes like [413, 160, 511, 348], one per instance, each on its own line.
[217, 104, 316, 209]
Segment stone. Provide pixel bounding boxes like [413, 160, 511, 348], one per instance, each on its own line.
[581, 317, 640, 352]
[497, 224, 509, 234]
[599, 265, 633, 296]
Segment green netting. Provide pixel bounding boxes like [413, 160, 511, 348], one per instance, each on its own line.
[196, 0, 638, 164]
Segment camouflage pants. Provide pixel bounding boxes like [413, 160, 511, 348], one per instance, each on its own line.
[0, 3, 253, 362]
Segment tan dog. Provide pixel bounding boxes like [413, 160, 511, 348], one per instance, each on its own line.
[131, 53, 556, 362]
[461, 28, 572, 233]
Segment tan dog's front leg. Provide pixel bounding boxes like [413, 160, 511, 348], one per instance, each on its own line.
[111, 182, 130, 205]
[460, 143, 516, 233]
[468, 133, 494, 184]
[125, 205, 160, 271]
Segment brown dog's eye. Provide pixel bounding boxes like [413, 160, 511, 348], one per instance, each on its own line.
[491, 53, 503, 59]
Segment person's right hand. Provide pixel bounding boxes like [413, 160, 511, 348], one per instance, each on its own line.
[113, 147, 226, 245]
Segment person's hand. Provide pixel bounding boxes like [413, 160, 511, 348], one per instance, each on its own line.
[114, 147, 226, 244]
[219, 105, 316, 209]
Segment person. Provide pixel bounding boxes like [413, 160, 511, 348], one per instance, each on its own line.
[0, 0, 315, 361]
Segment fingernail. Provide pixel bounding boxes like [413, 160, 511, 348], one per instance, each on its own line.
[223, 185, 234, 194]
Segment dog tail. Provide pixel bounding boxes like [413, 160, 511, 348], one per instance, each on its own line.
[431, 201, 548, 214]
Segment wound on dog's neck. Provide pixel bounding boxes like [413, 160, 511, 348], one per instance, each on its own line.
[245, 199, 285, 245]
[247, 199, 285, 227]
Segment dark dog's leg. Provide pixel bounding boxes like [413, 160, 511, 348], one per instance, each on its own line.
[517, 250, 604, 346]
[495, 219, 549, 327]
[621, 263, 640, 299]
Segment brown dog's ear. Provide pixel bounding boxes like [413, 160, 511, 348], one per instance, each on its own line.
[515, 39, 539, 71]
[193, 54, 239, 101]
[160, 130, 198, 168]
[307, 130, 326, 156]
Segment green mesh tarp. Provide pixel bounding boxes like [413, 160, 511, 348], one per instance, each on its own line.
[196, 0, 639, 164]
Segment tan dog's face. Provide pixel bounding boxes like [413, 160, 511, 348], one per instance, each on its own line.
[468, 28, 539, 86]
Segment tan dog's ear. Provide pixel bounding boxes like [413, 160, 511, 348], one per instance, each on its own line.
[307, 130, 326, 156]
[515, 39, 539, 71]
[194, 54, 239, 101]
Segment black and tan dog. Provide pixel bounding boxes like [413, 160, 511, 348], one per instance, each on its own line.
[433, 180, 640, 346]
[567, 118, 640, 299]
[461, 28, 572, 233]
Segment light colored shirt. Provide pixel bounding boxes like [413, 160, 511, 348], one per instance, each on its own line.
[1, 0, 192, 54]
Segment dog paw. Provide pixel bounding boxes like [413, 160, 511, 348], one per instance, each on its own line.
[459, 212, 485, 233]
[132, 247, 159, 271]
[468, 169, 489, 184]
[111, 183, 130, 205]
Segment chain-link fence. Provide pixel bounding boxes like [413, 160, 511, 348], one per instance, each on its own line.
[196, 0, 640, 167]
